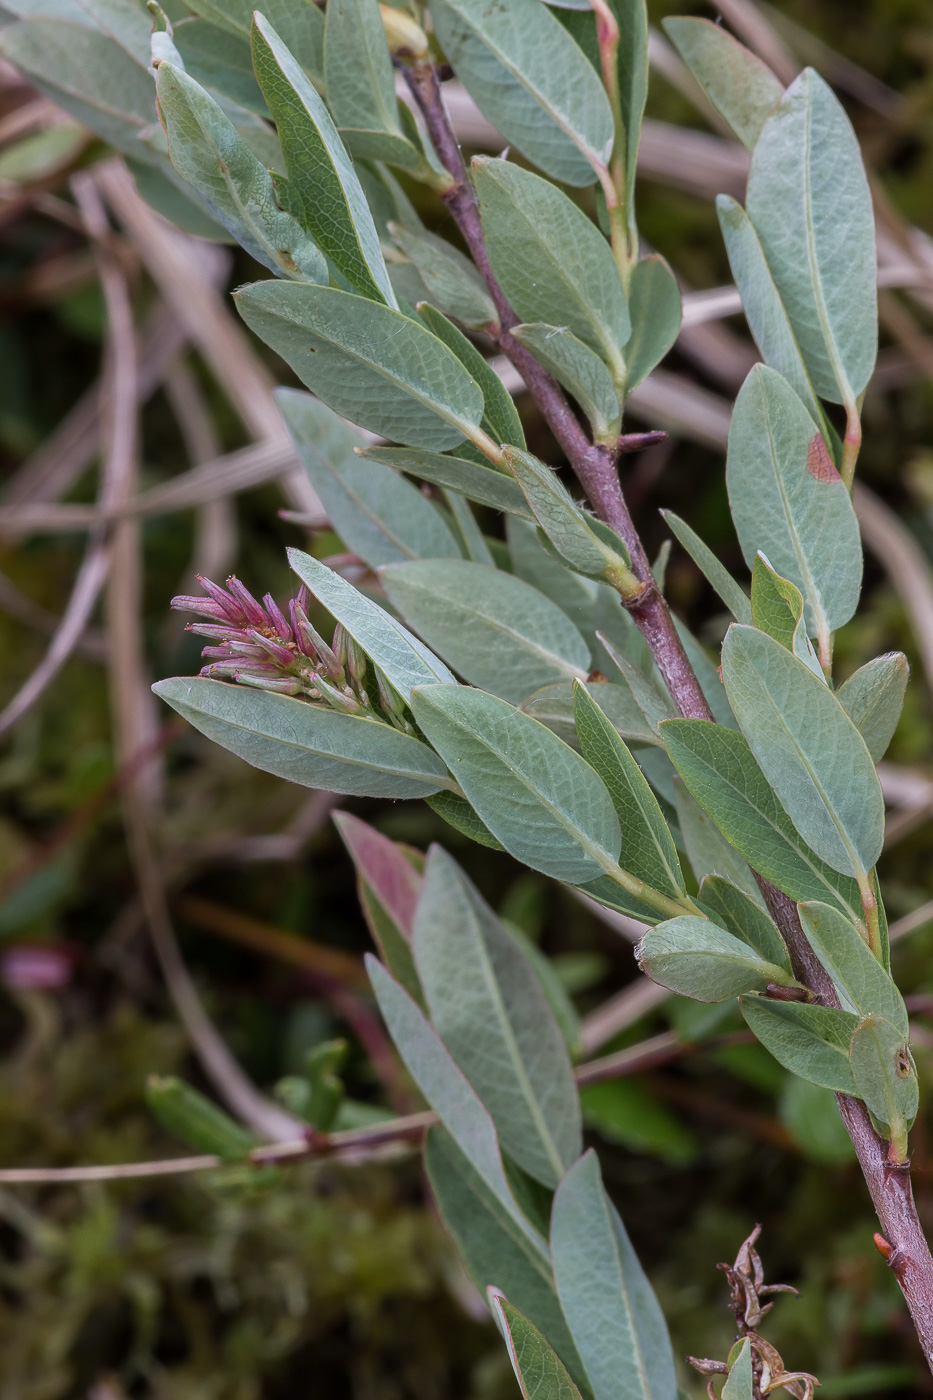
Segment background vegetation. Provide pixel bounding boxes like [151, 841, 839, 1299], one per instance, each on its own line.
[2, 0, 933, 1394]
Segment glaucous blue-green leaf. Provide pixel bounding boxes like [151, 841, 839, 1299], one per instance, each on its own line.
[698, 875, 788, 969]
[155, 63, 328, 283]
[750, 554, 823, 678]
[126, 157, 230, 241]
[425, 1128, 590, 1393]
[509, 517, 600, 643]
[417, 303, 526, 449]
[797, 902, 907, 1032]
[524, 680, 658, 752]
[745, 69, 877, 403]
[505, 448, 630, 582]
[411, 684, 622, 884]
[661, 720, 863, 921]
[662, 18, 783, 151]
[288, 548, 456, 699]
[381, 560, 590, 704]
[551, 1150, 678, 1400]
[739, 996, 859, 1093]
[430, 0, 613, 187]
[661, 512, 751, 624]
[598, 633, 675, 738]
[636, 917, 797, 1002]
[512, 325, 621, 444]
[837, 653, 908, 763]
[368, 958, 544, 1245]
[674, 620, 738, 731]
[324, 0, 404, 144]
[673, 780, 764, 909]
[425, 789, 505, 850]
[190, 0, 324, 76]
[152, 677, 451, 798]
[251, 13, 395, 304]
[609, 0, 648, 220]
[277, 390, 460, 567]
[413, 848, 581, 1186]
[491, 1293, 584, 1400]
[236, 282, 485, 451]
[728, 367, 862, 639]
[848, 1015, 918, 1137]
[0, 19, 160, 158]
[171, 20, 267, 114]
[77, 0, 150, 65]
[722, 1339, 754, 1400]
[391, 224, 496, 330]
[362, 447, 532, 520]
[622, 255, 682, 394]
[475, 158, 627, 372]
[721, 626, 884, 877]
[333, 811, 424, 1005]
[574, 683, 685, 900]
[716, 196, 823, 425]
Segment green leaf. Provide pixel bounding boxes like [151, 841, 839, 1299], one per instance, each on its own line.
[430, 0, 613, 187]
[251, 12, 395, 303]
[413, 848, 581, 1186]
[636, 917, 797, 1002]
[722, 1339, 754, 1400]
[324, 0, 404, 144]
[287, 548, 456, 700]
[739, 996, 858, 1093]
[598, 633, 676, 737]
[491, 1293, 584, 1400]
[332, 811, 424, 1006]
[698, 875, 788, 968]
[172, 20, 267, 114]
[745, 69, 877, 403]
[662, 18, 783, 151]
[551, 1150, 678, 1400]
[235, 282, 484, 451]
[146, 1075, 255, 1159]
[797, 902, 908, 1033]
[474, 157, 627, 371]
[154, 63, 328, 283]
[727, 366, 862, 639]
[716, 195, 823, 425]
[189, 0, 324, 61]
[505, 447, 630, 582]
[391, 224, 496, 330]
[580, 1080, 697, 1167]
[77, 0, 151, 65]
[368, 957, 545, 1245]
[622, 255, 682, 394]
[425, 1128, 590, 1393]
[424, 789, 505, 850]
[779, 1078, 854, 1165]
[0, 18, 159, 158]
[512, 324, 620, 443]
[509, 517, 600, 638]
[721, 626, 884, 878]
[411, 684, 622, 884]
[848, 1015, 918, 1136]
[152, 676, 451, 798]
[837, 653, 908, 763]
[661, 512, 751, 625]
[573, 683, 685, 900]
[361, 446, 532, 520]
[661, 719, 863, 920]
[417, 303, 526, 449]
[277, 390, 461, 568]
[674, 780, 765, 909]
[381, 559, 590, 705]
[750, 553, 822, 677]
[127, 157, 231, 241]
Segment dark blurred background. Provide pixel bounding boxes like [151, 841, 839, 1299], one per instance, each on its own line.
[2, 0, 933, 1395]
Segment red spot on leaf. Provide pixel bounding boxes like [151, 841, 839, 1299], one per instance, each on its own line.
[806, 434, 839, 482]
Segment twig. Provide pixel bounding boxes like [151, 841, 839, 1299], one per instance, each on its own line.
[73, 167, 300, 1145]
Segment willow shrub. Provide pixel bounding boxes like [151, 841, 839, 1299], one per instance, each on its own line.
[4, 0, 932, 1389]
